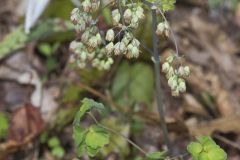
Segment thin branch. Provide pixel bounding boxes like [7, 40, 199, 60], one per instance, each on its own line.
[88, 112, 147, 155]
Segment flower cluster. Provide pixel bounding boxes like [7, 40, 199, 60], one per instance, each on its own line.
[105, 31, 140, 58]
[69, 1, 114, 70]
[156, 21, 170, 37]
[162, 54, 190, 96]
[103, 3, 145, 59]
[112, 4, 144, 29]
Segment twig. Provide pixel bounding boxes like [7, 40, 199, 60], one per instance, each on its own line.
[88, 112, 147, 155]
[214, 134, 240, 151]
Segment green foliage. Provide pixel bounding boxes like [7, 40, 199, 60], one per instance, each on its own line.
[0, 112, 9, 139]
[187, 136, 227, 160]
[73, 98, 105, 125]
[146, 151, 166, 159]
[111, 62, 154, 107]
[0, 27, 27, 59]
[47, 137, 65, 158]
[101, 117, 130, 159]
[72, 98, 110, 158]
[160, 0, 176, 12]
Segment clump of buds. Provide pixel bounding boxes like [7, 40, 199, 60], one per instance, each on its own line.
[69, 5, 114, 71]
[111, 4, 145, 29]
[82, 0, 100, 13]
[156, 21, 170, 37]
[112, 9, 121, 25]
[162, 54, 190, 96]
[104, 31, 141, 59]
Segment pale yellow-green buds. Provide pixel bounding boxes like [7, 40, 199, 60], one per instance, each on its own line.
[106, 29, 115, 42]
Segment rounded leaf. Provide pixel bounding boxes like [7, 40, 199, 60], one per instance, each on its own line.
[146, 151, 166, 159]
[187, 142, 203, 156]
[207, 148, 227, 160]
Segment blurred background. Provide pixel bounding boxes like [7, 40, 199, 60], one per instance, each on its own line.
[0, 0, 240, 159]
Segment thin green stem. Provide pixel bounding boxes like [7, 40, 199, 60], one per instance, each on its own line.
[88, 112, 147, 155]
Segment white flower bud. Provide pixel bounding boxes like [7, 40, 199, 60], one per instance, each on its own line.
[183, 66, 190, 76]
[166, 67, 174, 79]
[136, 6, 144, 19]
[95, 33, 102, 45]
[91, 1, 100, 12]
[114, 42, 121, 55]
[92, 59, 100, 67]
[132, 38, 140, 47]
[80, 51, 87, 61]
[124, 9, 132, 24]
[82, 0, 91, 12]
[131, 46, 139, 58]
[177, 66, 185, 76]
[119, 42, 126, 54]
[112, 9, 121, 25]
[106, 29, 115, 41]
[130, 17, 139, 28]
[87, 51, 95, 60]
[168, 76, 178, 90]
[166, 55, 174, 63]
[71, 8, 80, 25]
[105, 42, 114, 55]
[88, 37, 98, 48]
[178, 78, 186, 93]
[156, 22, 165, 35]
[162, 62, 170, 73]
[81, 31, 90, 43]
[75, 23, 86, 33]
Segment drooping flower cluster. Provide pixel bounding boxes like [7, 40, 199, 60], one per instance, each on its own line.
[104, 3, 145, 59]
[156, 21, 170, 37]
[69, 1, 113, 70]
[162, 54, 190, 96]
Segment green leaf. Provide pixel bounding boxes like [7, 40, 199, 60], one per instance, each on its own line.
[48, 137, 60, 148]
[111, 62, 154, 107]
[87, 146, 100, 157]
[38, 43, 52, 56]
[73, 98, 105, 124]
[199, 152, 209, 160]
[207, 147, 227, 160]
[73, 126, 88, 147]
[0, 112, 8, 139]
[197, 136, 216, 145]
[51, 146, 65, 158]
[160, 0, 176, 12]
[129, 63, 154, 104]
[146, 151, 166, 159]
[187, 142, 203, 156]
[85, 125, 110, 150]
[76, 144, 85, 158]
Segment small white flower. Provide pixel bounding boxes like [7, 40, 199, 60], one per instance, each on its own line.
[183, 66, 190, 76]
[114, 42, 121, 55]
[124, 9, 132, 24]
[162, 62, 170, 73]
[178, 78, 186, 93]
[105, 42, 114, 55]
[106, 29, 115, 41]
[112, 9, 121, 25]
[82, 0, 91, 12]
